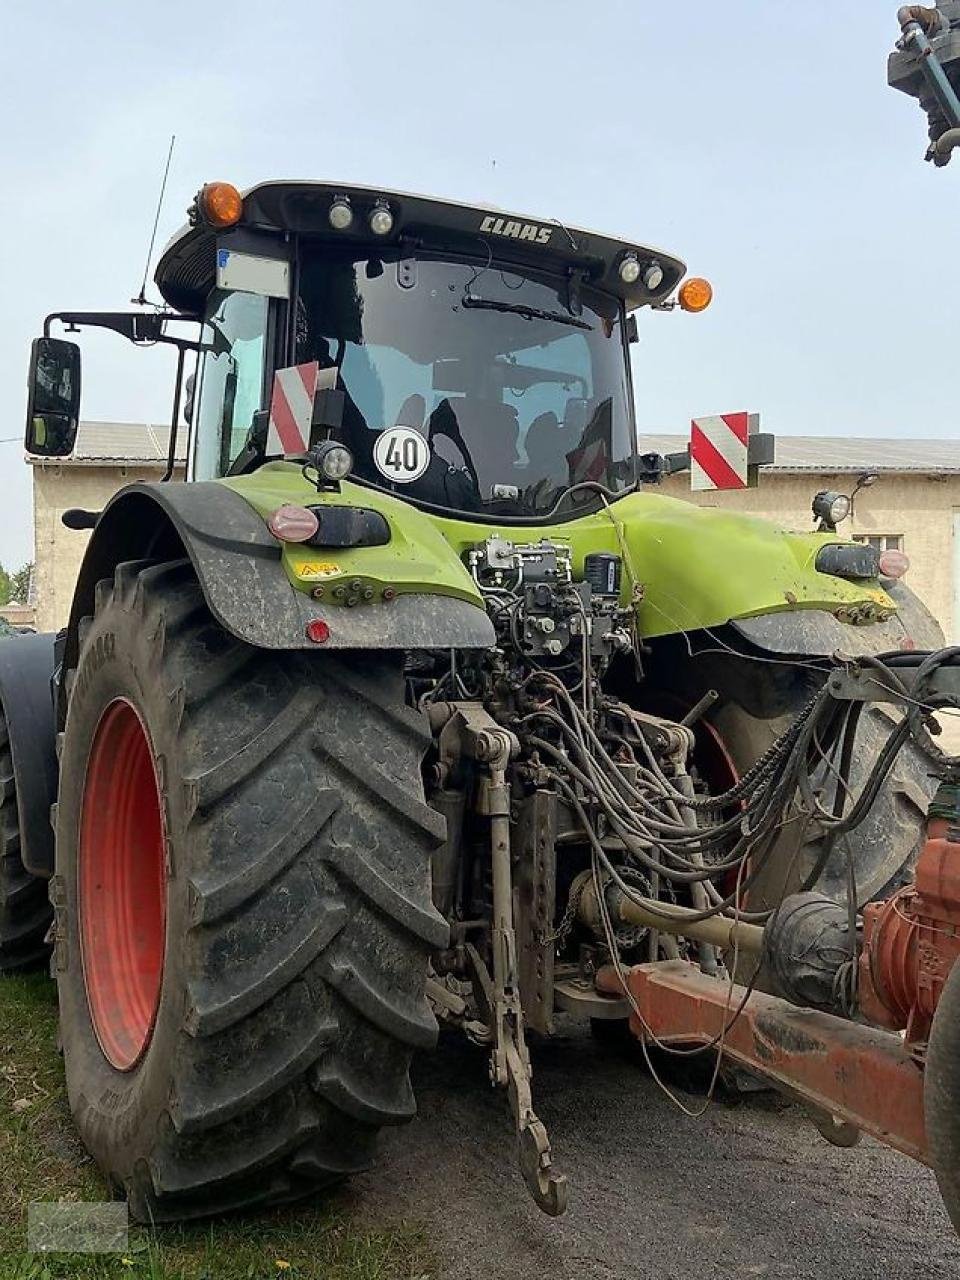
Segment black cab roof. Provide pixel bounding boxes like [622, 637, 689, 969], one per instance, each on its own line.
[154, 179, 687, 315]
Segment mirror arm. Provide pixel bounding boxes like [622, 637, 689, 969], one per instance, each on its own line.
[43, 311, 201, 354]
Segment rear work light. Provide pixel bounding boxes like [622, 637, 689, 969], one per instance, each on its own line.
[267, 505, 320, 543]
[879, 549, 910, 579]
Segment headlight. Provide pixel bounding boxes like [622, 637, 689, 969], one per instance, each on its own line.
[812, 490, 852, 527]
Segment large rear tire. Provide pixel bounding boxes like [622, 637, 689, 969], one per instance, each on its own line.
[53, 559, 447, 1221]
[708, 691, 932, 912]
[0, 708, 52, 972]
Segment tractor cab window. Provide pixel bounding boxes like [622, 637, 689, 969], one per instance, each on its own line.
[294, 253, 634, 518]
[192, 289, 270, 480]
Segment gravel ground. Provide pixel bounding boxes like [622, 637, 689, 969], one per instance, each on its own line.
[354, 1021, 960, 1280]
[353, 711, 960, 1280]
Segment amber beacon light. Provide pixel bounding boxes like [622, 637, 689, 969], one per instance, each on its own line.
[678, 277, 714, 313]
[196, 181, 244, 228]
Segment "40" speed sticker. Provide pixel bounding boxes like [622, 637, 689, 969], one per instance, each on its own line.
[373, 426, 430, 484]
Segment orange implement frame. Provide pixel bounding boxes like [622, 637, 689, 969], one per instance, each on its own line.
[597, 961, 929, 1165]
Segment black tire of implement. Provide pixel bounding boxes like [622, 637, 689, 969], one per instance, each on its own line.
[53, 559, 447, 1222]
[707, 694, 933, 911]
[925, 957, 960, 1235]
[624, 643, 936, 990]
[0, 706, 52, 972]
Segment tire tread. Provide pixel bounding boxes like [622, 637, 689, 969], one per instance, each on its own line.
[62, 558, 446, 1222]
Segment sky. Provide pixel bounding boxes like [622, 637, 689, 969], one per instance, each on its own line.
[0, 1, 956, 569]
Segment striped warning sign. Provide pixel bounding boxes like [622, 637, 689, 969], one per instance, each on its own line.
[267, 362, 320, 456]
[690, 412, 750, 491]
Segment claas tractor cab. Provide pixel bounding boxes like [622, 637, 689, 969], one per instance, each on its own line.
[3, 178, 960, 1233]
[139, 181, 697, 516]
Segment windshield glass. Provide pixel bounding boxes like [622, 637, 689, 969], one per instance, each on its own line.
[295, 252, 634, 517]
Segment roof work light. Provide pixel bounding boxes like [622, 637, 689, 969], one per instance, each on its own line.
[328, 197, 354, 230]
[369, 201, 395, 236]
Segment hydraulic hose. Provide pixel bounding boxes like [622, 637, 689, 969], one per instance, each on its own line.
[935, 127, 960, 159]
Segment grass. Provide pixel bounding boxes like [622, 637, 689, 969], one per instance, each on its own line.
[0, 974, 436, 1280]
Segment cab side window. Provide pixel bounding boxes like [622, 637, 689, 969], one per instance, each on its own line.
[193, 290, 269, 479]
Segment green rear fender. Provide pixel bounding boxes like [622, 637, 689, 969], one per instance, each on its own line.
[224, 466, 895, 646]
[587, 491, 893, 639]
[224, 465, 484, 608]
[430, 491, 895, 639]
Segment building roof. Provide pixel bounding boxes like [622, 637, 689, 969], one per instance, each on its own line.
[29, 420, 187, 467]
[30, 421, 959, 475]
[639, 433, 960, 474]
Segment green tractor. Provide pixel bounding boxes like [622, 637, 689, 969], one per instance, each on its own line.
[2, 178, 952, 1224]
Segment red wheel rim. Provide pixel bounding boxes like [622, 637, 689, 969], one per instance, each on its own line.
[79, 698, 167, 1071]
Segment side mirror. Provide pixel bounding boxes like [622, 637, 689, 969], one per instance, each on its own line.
[24, 337, 81, 457]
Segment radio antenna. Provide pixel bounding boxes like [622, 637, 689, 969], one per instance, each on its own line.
[131, 134, 176, 306]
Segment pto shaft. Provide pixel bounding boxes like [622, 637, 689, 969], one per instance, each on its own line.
[577, 877, 765, 955]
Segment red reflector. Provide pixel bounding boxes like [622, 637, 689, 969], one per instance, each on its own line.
[899, 637, 917, 652]
[305, 618, 330, 645]
[879, 549, 909, 579]
[267, 505, 319, 543]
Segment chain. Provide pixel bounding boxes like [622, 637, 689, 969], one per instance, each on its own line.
[537, 876, 587, 948]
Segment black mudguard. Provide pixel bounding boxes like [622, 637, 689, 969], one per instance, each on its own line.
[0, 632, 58, 878]
[61, 482, 494, 722]
[730, 582, 944, 657]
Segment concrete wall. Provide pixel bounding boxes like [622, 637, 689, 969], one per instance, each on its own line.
[31, 463, 184, 633]
[660, 470, 960, 643]
[0, 603, 37, 629]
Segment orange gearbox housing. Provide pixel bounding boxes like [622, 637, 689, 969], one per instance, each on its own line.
[859, 796, 960, 1051]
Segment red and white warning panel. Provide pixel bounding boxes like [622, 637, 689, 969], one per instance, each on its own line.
[690, 412, 760, 491]
[267, 362, 319, 456]
[267, 363, 340, 457]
